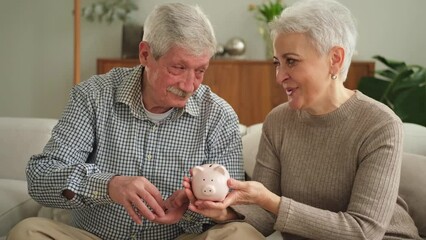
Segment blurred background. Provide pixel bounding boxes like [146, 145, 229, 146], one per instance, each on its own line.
[0, 0, 425, 118]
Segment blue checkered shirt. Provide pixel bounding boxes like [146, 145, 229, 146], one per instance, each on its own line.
[27, 65, 244, 240]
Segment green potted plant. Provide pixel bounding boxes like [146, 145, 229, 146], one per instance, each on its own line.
[82, 0, 138, 24]
[358, 55, 426, 126]
[248, 0, 286, 59]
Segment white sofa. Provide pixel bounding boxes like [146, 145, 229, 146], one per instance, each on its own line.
[1, 117, 426, 239]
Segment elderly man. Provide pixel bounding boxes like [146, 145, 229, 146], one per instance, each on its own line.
[8, 3, 264, 240]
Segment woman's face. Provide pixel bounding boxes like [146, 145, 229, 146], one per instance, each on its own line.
[273, 32, 334, 114]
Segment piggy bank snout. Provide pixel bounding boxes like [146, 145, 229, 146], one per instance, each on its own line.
[192, 164, 230, 201]
[202, 184, 216, 195]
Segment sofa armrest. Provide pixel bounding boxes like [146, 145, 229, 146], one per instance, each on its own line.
[400, 152, 426, 238]
[0, 179, 42, 237]
[0, 117, 57, 181]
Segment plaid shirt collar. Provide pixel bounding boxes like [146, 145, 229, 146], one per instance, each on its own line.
[115, 65, 201, 121]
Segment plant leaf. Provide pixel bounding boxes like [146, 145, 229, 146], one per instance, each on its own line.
[373, 55, 407, 72]
[357, 76, 389, 102]
[375, 69, 397, 80]
[365, 55, 426, 127]
[393, 87, 426, 126]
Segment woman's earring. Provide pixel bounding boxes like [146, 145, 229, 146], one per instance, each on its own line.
[331, 74, 337, 80]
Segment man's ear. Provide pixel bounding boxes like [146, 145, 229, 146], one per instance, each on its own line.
[139, 41, 150, 66]
[329, 46, 345, 76]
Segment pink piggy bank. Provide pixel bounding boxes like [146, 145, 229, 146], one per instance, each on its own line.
[191, 164, 230, 201]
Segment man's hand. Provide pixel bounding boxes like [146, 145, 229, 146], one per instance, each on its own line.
[153, 189, 189, 224]
[108, 176, 165, 224]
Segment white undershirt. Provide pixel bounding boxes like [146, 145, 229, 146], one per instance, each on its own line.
[141, 100, 173, 123]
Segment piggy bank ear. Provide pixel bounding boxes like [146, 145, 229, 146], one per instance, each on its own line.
[213, 165, 227, 176]
[192, 166, 204, 176]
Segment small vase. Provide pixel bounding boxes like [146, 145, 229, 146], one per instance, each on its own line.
[258, 24, 274, 59]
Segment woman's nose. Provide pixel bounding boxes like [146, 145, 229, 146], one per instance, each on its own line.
[275, 66, 289, 84]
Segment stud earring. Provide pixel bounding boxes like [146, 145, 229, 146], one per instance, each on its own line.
[331, 74, 337, 80]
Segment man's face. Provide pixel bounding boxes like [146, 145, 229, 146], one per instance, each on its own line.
[139, 42, 211, 113]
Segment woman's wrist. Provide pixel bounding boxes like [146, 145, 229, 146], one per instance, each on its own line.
[257, 190, 281, 215]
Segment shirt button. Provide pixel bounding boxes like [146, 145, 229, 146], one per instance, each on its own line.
[152, 126, 157, 132]
[147, 154, 152, 160]
[93, 191, 98, 197]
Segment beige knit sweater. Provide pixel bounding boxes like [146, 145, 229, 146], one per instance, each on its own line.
[235, 91, 421, 240]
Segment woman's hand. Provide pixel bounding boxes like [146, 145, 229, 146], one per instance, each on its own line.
[223, 178, 268, 205]
[185, 177, 281, 216]
[225, 178, 281, 214]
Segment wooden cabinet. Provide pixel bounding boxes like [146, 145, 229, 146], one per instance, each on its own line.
[97, 58, 374, 125]
[202, 60, 282, 126]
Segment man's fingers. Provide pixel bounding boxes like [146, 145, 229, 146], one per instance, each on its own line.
[123, 201, 143, 224]
[164, 190, 188, 209]
[172, 190, 189, 208]
[131, 197, 156, 221]
[184, 187, 197, 203]
[137, 191, 165, 218]
[144, 183, 166, 207]
[183, 176, 191, 189]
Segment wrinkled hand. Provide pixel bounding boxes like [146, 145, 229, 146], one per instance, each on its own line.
[221, 178, 268, 206]
[183, 176, 235, 222]
[153, 189, 189, 224]
[108, 176, 165, 224]
[197, 178, 280, 215]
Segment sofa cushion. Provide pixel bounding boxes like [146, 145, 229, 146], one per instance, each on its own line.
[403, 123, 426, 156]
[0, 179, 41, 237]
[242, 124, 262, 179]
[0, 117, 57, 181]
[399, 152, 426, 237]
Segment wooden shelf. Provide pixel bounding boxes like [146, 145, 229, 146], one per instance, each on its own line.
[97, 58, 374, 125]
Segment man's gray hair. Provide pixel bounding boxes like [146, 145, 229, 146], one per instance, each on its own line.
[270, 0, 358, 80]
[143, 3, 217, 59]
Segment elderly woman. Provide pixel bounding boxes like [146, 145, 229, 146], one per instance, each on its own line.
[184, 0, 422, 239]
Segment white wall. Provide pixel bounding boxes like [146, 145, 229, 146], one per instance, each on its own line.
[1, 0, 425, 118]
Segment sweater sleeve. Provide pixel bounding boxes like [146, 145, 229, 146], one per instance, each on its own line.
[272, 120, 403, 240]
[231, 123, 282, 236]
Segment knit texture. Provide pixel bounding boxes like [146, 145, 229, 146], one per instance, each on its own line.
[235, 91, 421, 240]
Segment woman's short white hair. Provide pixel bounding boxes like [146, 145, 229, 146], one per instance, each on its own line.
[143, 3, 217, 59]
[270, 0, 358, 80]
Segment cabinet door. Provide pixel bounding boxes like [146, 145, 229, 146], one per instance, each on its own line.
[238, 61, 284, 125]
[345, 61, 375, 89]
[97, 59, 139, 74]
[204, 60, 286, 125]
